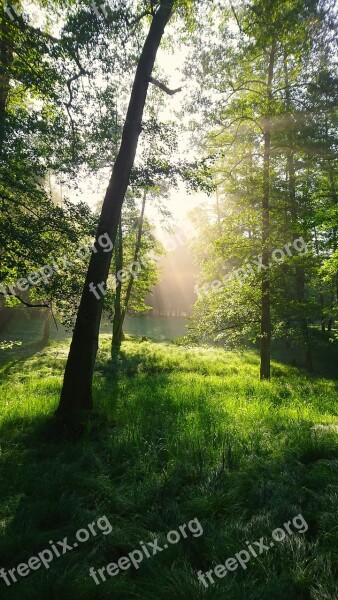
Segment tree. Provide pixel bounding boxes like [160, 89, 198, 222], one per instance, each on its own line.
[1, 0, 157, 333]
[260, 43, 275, 379]
[110, 187, 165, 350]
[187, 0, 337, 375]
[56, 0, 176, 420]
[0, 0, 103, 323]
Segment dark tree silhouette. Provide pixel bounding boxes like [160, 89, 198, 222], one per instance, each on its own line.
[56, 0, 175, 420]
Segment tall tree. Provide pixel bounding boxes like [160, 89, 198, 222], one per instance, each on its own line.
[110, 187, 164, 350]
[260, 43, 275, 379]
[187, 0, 336, 375]
[111, 189, 147, 349]
[56, 0, 176, 420]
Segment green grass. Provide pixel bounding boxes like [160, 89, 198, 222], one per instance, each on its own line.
[0, 337, 337, 599]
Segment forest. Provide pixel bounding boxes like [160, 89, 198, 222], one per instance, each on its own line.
[0, 0, 337, 598]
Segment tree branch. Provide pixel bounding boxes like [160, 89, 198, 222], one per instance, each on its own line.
[0, 290, 49, 308]
[229, 1, 243, 32]
[211, 319, 260, 334]
[125, 9, 152, 28]
[149, 77, 182, 95]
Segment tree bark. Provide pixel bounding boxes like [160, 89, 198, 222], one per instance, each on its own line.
[260, 45, 275, 380]
[56, 0, 175, 420]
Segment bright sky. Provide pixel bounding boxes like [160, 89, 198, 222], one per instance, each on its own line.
[154, 43, 211, 224]
[65, 39, 210, 228]
[24, 1, 212, 229]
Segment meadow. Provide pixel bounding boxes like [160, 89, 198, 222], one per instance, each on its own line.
[0, 334, 337, 599]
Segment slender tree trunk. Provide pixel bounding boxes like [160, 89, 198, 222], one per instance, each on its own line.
[56, 0, 175, 420]
[213, 178, 222, 236]
[326, 123, 337, 336]
[112, 189, 147, 350]
[284, 53, 313, 369]
[314, 225, 328, 349]
[0, 305, 14, 333]
[42, 311, 51, 343]
[260, 45, 275, 380]
[112, 220, 124, 349]
[320, 293, 325, 332]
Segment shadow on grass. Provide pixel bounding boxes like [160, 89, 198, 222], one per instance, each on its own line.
[271, 330, 338, 380]
[0, 338, 52, 379]
[0, 342, 337, 599]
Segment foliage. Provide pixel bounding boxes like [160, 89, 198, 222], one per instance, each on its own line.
[186, 0, 338, 358]
[105, 190, 165, 319]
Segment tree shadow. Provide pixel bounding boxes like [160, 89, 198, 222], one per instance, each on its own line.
[0, 338, 51, 380]
[0, 338, 337, 599]
[271, 329, 338, 380]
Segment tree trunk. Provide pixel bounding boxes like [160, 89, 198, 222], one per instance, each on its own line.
[284, 53, 313, 369]
[214, 180, 222, 236]
[56, 0, 175, 420]
[260, 45, 275, 380]
[112, 188, 147, 353]
[42, 312, 51, 343]
[320, 292, 326, 332]
[0, 305, 14, 333]
[112, 220, 124, 350]
[326, 123, 337, 337]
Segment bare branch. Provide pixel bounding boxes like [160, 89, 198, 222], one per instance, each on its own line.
[125, 9, 152, 27]
[229, 1, 243, 33]
[216, 152, 263, 184]
[149, 77, 182, 95]
[211, 319, 260, 334]
[210, 116, 264, 140]
[0, 290, 49, 308]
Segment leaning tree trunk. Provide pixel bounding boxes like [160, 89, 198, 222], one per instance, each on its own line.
[56, 0, 175, 420]
[260, 45, 275, 380]
[111, 189, 147, 352]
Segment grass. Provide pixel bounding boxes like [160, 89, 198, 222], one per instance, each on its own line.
[0, 336, 337, 599]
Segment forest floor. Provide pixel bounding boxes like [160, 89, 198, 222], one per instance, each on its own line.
[0, 337, 337, 599]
